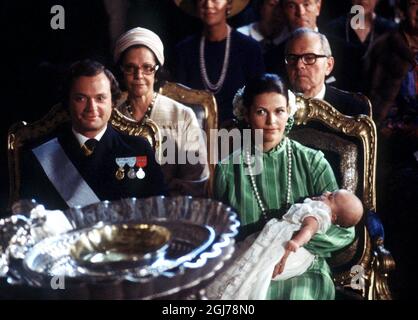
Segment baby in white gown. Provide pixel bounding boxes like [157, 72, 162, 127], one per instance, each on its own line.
[206, 189, 363, 300]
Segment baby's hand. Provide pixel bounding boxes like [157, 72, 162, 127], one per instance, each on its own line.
[272, 240, 301, 279]
[272, 249, 291, 278]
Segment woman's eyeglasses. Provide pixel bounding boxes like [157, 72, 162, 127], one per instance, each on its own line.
[285, 53, 329, 66]
[121, 63, 159, 75]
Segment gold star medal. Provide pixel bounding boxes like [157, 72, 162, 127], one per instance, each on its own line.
[115, 158, 129, 180]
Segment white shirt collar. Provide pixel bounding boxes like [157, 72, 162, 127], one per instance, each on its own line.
[72, 126, 107, 146]
[314, 84, 326, 100]
[246, 23, 264, 42]
[291, 83, 326, 100]
[238, 23, 291, 46]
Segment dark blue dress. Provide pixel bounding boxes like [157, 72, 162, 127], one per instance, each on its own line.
[175, 30, 265, 125]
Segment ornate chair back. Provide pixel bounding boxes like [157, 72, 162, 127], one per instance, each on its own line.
[289, 96, 394, 300]
[159, 81, 218, 196]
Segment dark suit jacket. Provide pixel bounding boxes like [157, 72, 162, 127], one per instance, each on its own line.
[20, 124, 167, 210]
[264, 41, 287, 78]
[324, 85, 370, 116]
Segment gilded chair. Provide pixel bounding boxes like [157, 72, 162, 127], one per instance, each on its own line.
[7, 104, 160, 208]
[159, 81, 218, 196]
[288, 96, 395, 300]
[110, 107, 161, 160]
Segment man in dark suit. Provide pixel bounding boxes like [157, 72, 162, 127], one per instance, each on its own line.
[284, 28, 370, 116]
[20, 60, 167, 210]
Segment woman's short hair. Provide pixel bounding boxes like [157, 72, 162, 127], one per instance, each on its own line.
[242, 73, 289, 110]
[62, 59, 121, 107]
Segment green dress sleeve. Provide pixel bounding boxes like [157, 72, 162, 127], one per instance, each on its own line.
[214, 163, 228, 203]
[305, 225, 355, 258]
[310, 149, 339, 195]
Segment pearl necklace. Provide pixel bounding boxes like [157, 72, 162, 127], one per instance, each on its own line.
[245, 137, 293, 222]
[199, 26, 231, 94]
[127, 92, 157, 124]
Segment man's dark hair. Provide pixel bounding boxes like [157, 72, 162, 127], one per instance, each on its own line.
[243, 73, 289, 110]
[61, 59, 121, 107]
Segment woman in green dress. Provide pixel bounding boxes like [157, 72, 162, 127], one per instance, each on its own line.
[214, 73, 355, 300]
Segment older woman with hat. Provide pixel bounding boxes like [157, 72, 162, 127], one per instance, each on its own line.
[174, 0, 265, 125]
[114, 27, 209, 197]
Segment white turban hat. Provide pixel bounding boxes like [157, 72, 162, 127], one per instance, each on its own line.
[114, 27, 165, 66]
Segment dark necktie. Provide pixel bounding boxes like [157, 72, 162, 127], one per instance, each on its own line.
[81, 139, 98, 156]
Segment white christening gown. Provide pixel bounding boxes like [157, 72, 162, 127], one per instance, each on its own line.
[206, 198, 331, 300]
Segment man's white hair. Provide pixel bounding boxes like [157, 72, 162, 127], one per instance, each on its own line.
[285, 27, 333, 57]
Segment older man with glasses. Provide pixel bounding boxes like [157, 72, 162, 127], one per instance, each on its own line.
[285, 28, 370, 116]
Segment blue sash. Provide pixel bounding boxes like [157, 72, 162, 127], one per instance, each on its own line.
[32, 138, 100, 208]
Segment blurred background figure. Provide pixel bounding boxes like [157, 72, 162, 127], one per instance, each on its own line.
[237, 0, 286, 55]
[364, 0, 418, 299]
[324, 0, 396, 93]
[174, 0, 265, 125]
[365, 0, 416, 126]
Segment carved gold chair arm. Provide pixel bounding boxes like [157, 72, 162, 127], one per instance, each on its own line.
[370, 238, 396, 300]
[110, 108, 162, 161]
[375, 238, 396, 273]
[293, 95, 395, 300]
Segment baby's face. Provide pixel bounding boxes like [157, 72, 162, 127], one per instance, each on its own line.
[312, 191, 339, 216]
[313, 190, 361, 227]
[312, 190, 350, 225]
